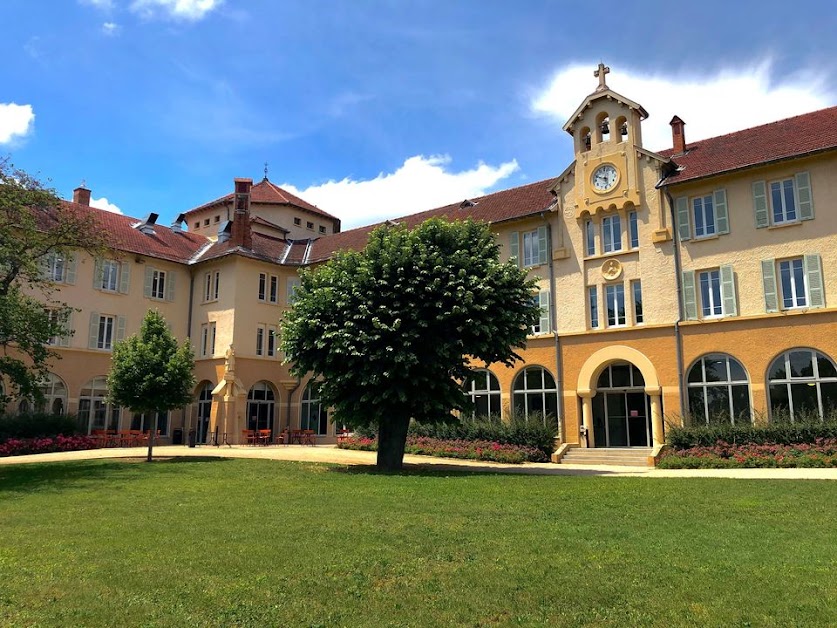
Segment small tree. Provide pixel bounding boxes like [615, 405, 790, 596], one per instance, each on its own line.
[281, 218, 540, 470]
[0, 158, 104, 405]
[107, 310, 195, 461]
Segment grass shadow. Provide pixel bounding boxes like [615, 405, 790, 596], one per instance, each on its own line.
[327, 462, 630, 478]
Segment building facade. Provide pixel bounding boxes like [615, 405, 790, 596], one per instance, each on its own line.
[5, 65, 837, 452]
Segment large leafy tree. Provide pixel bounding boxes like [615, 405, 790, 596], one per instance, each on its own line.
[0, 158, 104, 406]
[282, 218, 540, 470]
[108, 310, 195, 462]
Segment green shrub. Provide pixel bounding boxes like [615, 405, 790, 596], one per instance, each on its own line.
[666, 417, 837, 450]
[0, 413, 80, 442]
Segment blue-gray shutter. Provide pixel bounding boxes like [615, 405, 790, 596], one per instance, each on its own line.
[720, 264, 737, 316]
[93, 258, 103, 289]
[88, 312, 100, 349]
[166, 271, 175, 302]
[119, 261, 131, 294]
[804, 254, 824, 308]
[753, 181, 769, 228]
[65, 254, 77, 285]
[538, 290, 550, 333]
[714, 189, 729, 235]
[796, 172, 814, 221]
[682, 271, 697, 320]
[509, 231, 519, 265]
[761, 259, 778, 313]
[144, 266, 153, 298]
[675, 196, 690, 241]
[116, 316, 127, 343]
[537, 226, 548, 265]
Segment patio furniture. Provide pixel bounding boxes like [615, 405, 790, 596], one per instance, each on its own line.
[336, 429, 351, 444]
[257, 429, 272, 446]
[274, 431, 289, 445]
[302, 429, 316, 446]
[242, 430, 258, 445]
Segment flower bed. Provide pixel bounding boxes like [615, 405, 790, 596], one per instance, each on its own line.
[658, 438, 837, 469]
[338, 435, 548, 464]
[0, 435, 98, 458]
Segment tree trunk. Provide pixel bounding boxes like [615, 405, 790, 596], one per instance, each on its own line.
[376, 414, 410, 471]
[146, 413, 158, 463]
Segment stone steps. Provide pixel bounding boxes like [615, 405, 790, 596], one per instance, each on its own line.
[560, 447, 653, 467]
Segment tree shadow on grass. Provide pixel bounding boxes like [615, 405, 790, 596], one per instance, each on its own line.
[327, 463, 627, 478]
[0, 457, 230, 496]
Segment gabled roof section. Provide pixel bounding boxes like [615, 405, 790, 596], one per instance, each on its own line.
[562, 88, 649, 135]
[59, 200, 210, 264]
[193, 231, 314, 266]
[185, 177, 339, 222]
[308, 177, 558, 263]
[659, 105, 837, 185]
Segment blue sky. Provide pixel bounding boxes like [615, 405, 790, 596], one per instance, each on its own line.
[1, 0, 835, 228]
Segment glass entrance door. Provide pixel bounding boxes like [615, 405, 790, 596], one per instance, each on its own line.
[591, 362, 653, 448]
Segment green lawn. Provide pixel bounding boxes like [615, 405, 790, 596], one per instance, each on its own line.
[1, 459, 835, 627]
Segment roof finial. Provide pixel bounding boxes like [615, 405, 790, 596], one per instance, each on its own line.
[263, 162, 269, 181]
[80, 178, 87, 189]
[594, 62, 610, 92]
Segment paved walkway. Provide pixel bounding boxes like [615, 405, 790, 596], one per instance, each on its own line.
[2, 444, 836, 479]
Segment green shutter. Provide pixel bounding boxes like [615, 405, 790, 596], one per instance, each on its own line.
[144, 266, 153, 298]
[714, 189, 729, 235]
[761, 259, 778, 312]
[119, 261, 131, 294]
[93, 258, 103, 289]
[166, 271, 176, 302]
[509, 231, 519, 265]
[796, 172, 814, 221]
[116, 316, 127, 342]
[65, 254, 77, 285]
[537, 226, 548, 265]
[675, 196, 691, 241]
[538, 290, 550, 333]
[720, 264, 737, 316]
[804, 254, 824, 308]
[682, 271, 697, 320]
[88, 312, 100, 349]
[753, 181, 769, 228]
[59, 311, 72, 347]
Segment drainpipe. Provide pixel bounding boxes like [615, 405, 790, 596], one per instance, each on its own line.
[662, 185, 687, 419]
[185, 273, 195, 441]
[543, 211, 564, 440]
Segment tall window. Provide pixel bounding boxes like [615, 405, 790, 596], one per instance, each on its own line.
[196, 382, 213, 444]
[258, 273, 267, 301]
[200, 322, 216, 357]
[287, 277, 300, 304]
[47, 253, 66, 282]
[463, 369, 501, 420]
[687, 354, 751, 424]
[247, 382, 275, 431]
[269, 275, 279, 303]
[150, 270, 166, 300]
[692, 195, 716, 238]
[78, 376, 120, 433]
[97, 315, 115, 350]
[213, 271, 220, 300]
[101, 260, 120, 291]
[267, 325, 278, 357]
[768, 349, 837, 422]
[628, 211, 639, 248]
[522, 230, 540, 267]
[632, 280, 643, 324]
[770, 179, 797, 224]
[204, 271, 220, 302]
[605, 284, 626, 327]
[584, 219, 595, 256]
[512, 367, 558, 424]
[588, 286, 599, 329]
[779, 258, 807, 308]
[699, 270, 722, 317]
[46, 309, 70, 346]
[602, 215, 622, 253]
[300, 381, 328, 434]
[256, 325, 265, 356]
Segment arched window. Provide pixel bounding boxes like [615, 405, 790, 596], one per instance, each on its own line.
[463, 369, 501, 421]
[79, 376, 121, 433]
[579, 126, 591, 152]
[768, 349, 837, 422]
[614, 116, 628, 143]
[196, 381, 213, 443]
[512, 366, 558, 424]
[687, 354, 751, 424]
[38, 373, 68, 415]
[247, 381, 276, 432]
[300, 381, 327, 435]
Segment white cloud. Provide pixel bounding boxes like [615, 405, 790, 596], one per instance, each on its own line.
[0, 103, 35, 144]
[90, 196, 123, 214]
[102, 21, 119, 35]
[531, 59, 835, 152]
[130, 0, 222, 20]
[283, 155, 520, 228]
[79, 0, 114, 8]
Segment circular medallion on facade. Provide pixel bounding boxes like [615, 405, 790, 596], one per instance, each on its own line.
[601, 258, 623, 280]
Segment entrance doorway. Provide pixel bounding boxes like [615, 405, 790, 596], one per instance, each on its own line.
[591, 362, 652, 447]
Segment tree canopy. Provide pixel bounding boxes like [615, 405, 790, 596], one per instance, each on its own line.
[108, 309, 195, 461]
[0, 159, 104, 405]
[281, 218, 540, 469]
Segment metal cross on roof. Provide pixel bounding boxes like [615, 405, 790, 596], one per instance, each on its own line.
[594, 62, 610, 91]
[264, 162, 269, 180]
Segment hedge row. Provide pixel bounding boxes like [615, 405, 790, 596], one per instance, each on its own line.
[666, 420, 837, 450]
[0, 413, 80, 441]
[338, 435, 548, 464]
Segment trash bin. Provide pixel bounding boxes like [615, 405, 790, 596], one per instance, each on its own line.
[188, 429, 196, 448]
[172, 428, 183, 445]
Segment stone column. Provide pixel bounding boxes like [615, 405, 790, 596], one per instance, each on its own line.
[650, 392, 664, 446]
[580, 392, 595, 448]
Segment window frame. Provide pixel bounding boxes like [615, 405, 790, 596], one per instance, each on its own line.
[628, 211, 639, 249]
[768, 349, 837, 422]
[601, 214, 622, 253]
[698, 269, 723, 318]
[605, 283, 626, 327]
[101, 259, 120, 292]
[687, 354, 751, 425]
[778, 258, 807, 309]
[588, 286, 599, 329]
[769, 178, 798, 225]
[150, 269, 166, 300]
[632, 280, 643, 324]
[97, 314, 116, 350]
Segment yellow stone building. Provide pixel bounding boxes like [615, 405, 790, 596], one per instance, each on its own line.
[5, 65, 837, 458]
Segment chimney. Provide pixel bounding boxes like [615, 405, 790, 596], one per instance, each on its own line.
[670, 115, 686, 155]
[73, 185, 91, 206]
[231, 178, 253, 248]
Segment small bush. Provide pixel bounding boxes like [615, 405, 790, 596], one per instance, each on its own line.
[0, 413, 80, 441]
[666, 417, 837, 450]
[658, 439, 837, 469]
[338, 435, 548, 464]
[0, 434, 98, 458]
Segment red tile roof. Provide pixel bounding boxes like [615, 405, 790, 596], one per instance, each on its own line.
[308, 177, 558, 262]
[195, 232, 311, 266]
[660, 106, 837, 184]
[185, 177, 339, 222]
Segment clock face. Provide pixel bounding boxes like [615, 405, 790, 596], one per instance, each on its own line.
[592, 164, 618, 191]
